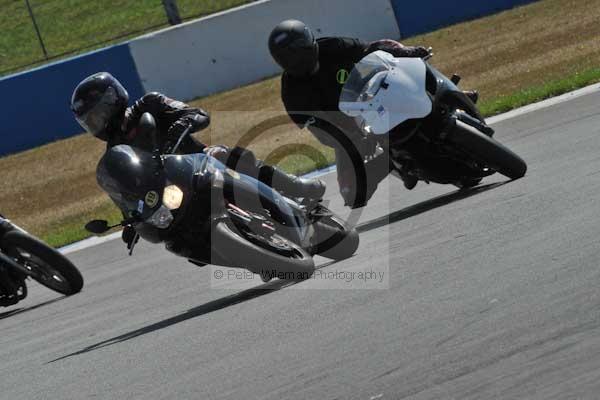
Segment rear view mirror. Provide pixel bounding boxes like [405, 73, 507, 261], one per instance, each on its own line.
[138, 112, 158, 147]
[85, 220, 110, 234]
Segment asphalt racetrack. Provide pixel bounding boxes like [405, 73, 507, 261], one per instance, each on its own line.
[2, 89, 600, 399]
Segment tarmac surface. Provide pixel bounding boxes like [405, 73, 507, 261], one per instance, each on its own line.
[2, 88, 600, 399]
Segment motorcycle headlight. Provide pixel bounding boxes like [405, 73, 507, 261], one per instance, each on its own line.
[163, 185, 184, 210]
[147, 205, 174, 229]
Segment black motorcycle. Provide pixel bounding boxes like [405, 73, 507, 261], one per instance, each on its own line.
[338, 50, 526, 196]
[86, 113, 359, 281]
[0, 215, 84, 307]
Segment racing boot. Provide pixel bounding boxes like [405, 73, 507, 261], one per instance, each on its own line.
[401, 173, 418, 190]
[340, 153, 391, 209]
[260, 165, 326, 201]
[394, 163, 418, 190]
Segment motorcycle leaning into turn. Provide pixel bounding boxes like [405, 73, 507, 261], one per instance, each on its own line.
[338, 50, 527, 199]
[86, 113, 359, 282]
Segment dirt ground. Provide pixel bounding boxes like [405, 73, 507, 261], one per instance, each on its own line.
[1, 0, 598, 242]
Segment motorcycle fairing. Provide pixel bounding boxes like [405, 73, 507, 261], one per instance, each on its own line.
[97, 146, 308, 246]
[163, 153, 204, 191]
[339, 51, 432, 135]
[426, 63, 484, 122]
[161, 152, 308, 245]
[220, 165, 308, 244]
[97, 145, 166, 220]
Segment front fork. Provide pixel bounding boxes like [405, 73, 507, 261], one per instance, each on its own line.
[0, 217, 35, 278]
[0, 220, 29, 301]
[451, 110, 494, 137]
[0, 216, 14, 237]
[0, 215, 28, 237]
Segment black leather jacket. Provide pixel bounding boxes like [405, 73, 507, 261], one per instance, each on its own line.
[281, 38, 429, 149]
[107, 92, 210, 154]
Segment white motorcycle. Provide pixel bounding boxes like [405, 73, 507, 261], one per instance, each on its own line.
[339, 50, 526, 192]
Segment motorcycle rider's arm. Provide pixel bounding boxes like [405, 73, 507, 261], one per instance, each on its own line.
[166, 113, 209, 154]
[124, 92, 210, 153]
[365, 39, 430, 58]
[317, 36, 429, 59]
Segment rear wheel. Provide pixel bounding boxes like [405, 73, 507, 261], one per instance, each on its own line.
[449, 119, 527, 180]
[211, 222, 315, 280]
[2, 231, 83, 295]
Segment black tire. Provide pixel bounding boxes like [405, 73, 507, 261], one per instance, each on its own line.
[2, 231, 83, 295]
[450, 119, 527, 179]
[311, 211, 359, 261]
[211, 222, 315, 280]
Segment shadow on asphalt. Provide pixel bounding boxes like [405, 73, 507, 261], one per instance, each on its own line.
[48, 182, 508, 363]
[48, 260, 339, 364]
[356, 181, 508, 233]
[0, 297, 65, 321]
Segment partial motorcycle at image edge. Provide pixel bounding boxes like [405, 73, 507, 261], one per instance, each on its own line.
[338, 50, 527, 190]
[85, 113, 359, 282]
[0, 215, 84, 307]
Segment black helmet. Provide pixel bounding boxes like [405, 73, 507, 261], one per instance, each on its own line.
[268, 20, 319, 77]
[71, 72, 129, 141]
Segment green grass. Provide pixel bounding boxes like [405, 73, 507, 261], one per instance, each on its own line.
[267, 145, 336, 176]
[41, 202, 123, 248]
[479, 67, 600, 116]
[0, 0, 253, 75]
[3, 0, 599, 248]
[44, 69, 600, 248]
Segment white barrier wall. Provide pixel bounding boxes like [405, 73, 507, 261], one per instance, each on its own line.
[129, 0, 400, 100]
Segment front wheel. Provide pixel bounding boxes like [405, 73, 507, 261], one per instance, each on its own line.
[211, 222, 315, 280]
[2, 231, 83, 295]
[449, 119, 527, 180]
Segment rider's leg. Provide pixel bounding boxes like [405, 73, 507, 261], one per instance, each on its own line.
[219, 146, 326, 200]
[259, 164, 326, 200]
[336, 146, 391, 209]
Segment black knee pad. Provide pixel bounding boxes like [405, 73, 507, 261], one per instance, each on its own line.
[227, 146, 259, 175]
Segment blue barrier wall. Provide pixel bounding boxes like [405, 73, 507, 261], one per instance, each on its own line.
[391, 0, 538, 37]
[0, 44, 144, 156]
[1, 0, 540, 157]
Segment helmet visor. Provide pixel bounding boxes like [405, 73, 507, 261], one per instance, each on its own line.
[74, 87, 119, 137]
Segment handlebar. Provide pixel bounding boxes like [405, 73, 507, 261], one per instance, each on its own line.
[422, 47, 434, 61]
[167, 125, 194, 155]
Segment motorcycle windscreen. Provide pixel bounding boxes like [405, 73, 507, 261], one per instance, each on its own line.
[96, 145, 165, 218]
[163, 152, 206, 190]
[339, 51, 432, 134]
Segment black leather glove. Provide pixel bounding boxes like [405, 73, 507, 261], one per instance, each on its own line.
[203, 144, 230, 161]
[413, 46, 432, 58]
[167, 114, 209, 138]
[367, 40, 431, 59]
[122, 225, 139, 250]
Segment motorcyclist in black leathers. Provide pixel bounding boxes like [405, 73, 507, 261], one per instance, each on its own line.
[269, 20, 479, 208]
[71, 72, 326, 247]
